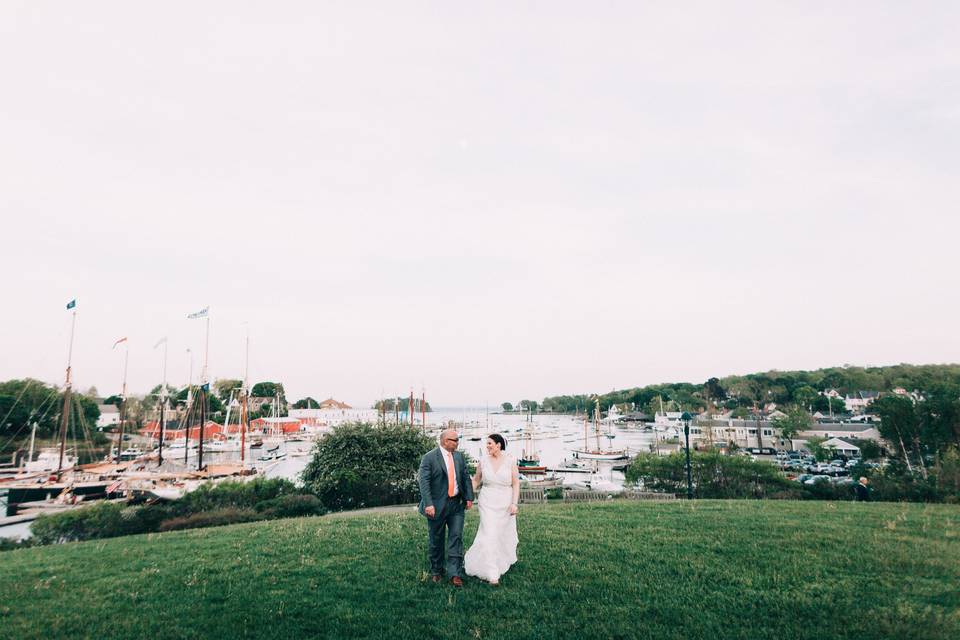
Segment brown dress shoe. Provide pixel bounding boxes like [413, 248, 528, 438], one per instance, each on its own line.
[450, 576, 463, 588]
[431, 575, 442, 583]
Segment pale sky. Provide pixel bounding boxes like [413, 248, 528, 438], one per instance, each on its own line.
[2, 2, 958, 406]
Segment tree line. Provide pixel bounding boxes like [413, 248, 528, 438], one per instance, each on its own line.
[535, 364, 960, 416]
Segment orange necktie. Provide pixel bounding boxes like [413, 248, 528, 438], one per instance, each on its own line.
[445, 452, 456, 497]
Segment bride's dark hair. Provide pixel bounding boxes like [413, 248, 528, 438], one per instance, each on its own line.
[488, 433, 506, 451]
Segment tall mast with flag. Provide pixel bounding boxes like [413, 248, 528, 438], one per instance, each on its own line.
[57, 299, 78, 481]
[112, 337, 129, 463]
[187, 306, 209, 470]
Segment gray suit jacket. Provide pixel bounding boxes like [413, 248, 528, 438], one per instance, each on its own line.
[418, 447, 475, 517]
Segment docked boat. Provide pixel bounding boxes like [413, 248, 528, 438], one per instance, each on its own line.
[517, 465, 547, 475]
[570, 399, 627, 461]
[571, 450, 628, 461]
[23, 448, 77, 474]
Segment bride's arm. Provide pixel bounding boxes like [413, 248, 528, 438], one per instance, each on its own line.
[472, 459, 483, 492]
[509, 461, 520, 514]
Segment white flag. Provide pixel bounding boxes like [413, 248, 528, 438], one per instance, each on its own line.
[187, 307, 209, 319]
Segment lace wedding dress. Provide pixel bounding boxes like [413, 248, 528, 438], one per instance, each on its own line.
[464, 455, 519, 583]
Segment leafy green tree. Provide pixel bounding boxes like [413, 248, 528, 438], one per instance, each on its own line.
[625, 452, 797, 498]
[171, 386, 224, 417]
[501, 402, 513, 412]
[0, 378, 61, 439]
[214, 379, 243, 403]
[812, 395, 846, 415]
[293, 397, 320, 409]
[251, 382, 285, 401]
[704, 378, 727, 402]
[792, 385, 818, 410]
[872, 395, 919, 469]
[805, 437, 838, 462]
[770, 406, 812, 444]
[915, 385, 960, 459]
[301, 423, 433, 510]
[519, 400, 538, 412]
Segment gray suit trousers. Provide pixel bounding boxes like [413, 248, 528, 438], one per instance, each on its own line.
[427, 499, 465, 578]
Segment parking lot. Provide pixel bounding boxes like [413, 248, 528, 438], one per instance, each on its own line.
[739, 449, 883, 486]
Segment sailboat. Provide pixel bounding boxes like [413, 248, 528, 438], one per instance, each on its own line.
[207, 390, 242, 452]
[517, 409, 546, 473]
[571, 399, 628, 461]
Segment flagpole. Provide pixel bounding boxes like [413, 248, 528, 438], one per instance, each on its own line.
[203, 313, 210, 384]
[56, 307, 77, 481]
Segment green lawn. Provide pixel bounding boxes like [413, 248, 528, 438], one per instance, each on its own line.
[1, 500, 958, 640]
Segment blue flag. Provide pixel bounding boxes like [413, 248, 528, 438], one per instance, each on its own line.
[66, 299, 76, 310]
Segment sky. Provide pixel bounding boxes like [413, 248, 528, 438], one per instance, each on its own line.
[1, 2, 958, 407]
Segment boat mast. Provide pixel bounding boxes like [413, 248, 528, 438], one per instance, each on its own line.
[57, 302, 77, 481]
[197, 311, 209, 471]
[421, 387, 426, 433]
[241, 329, 249, 464]
[115, 340, 129, 464]
[27, 421, 37, 467]
[184, 348, 193, 465]
[157, 337, 168, 466]
[593, 399, 599, 451]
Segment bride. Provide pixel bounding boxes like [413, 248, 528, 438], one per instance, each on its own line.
[464, 433, 520, 585]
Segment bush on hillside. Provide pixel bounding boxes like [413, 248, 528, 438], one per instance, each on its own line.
[158, 508, 261, 532]
[255, 494, 327, 518]
[0, 537, 36, 552]
[27, 478, 323, 545]
[166, 478, 300, 517]
[301, 422, 434, 510]
[31, 502, 130, 544]
[625, 452, 798, 499]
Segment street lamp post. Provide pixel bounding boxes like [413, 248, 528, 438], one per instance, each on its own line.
[681, 411, 693, 500]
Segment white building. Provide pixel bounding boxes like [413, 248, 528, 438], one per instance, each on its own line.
[844, 391, 879, 414]
[97, 404, 120, 429]
[288, 406, 378, 427]
[820, 438, 861, 458]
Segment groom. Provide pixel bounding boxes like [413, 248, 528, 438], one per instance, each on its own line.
[418, 428, 474, 587]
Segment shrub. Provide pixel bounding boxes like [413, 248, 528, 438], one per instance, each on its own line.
[255, 494, 327, 519]
[30, 502, 137, 544]
[168, 477, 299, 517]
[625, 452, 797, 499]
[158, 508, 261, 532]
[301, 422, 434, 510]
[0, 537, 36, 552]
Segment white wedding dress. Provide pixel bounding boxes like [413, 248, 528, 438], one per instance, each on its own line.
[464, 454, 519, 583]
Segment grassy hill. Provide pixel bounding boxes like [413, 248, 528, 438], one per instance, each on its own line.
[1, 500, 958, 640]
